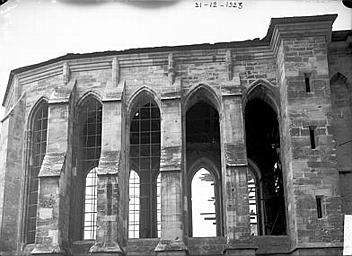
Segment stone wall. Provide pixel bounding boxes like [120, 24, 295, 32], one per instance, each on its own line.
[0, 14, 350, 256]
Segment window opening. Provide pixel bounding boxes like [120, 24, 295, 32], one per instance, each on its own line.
[129, 99, 161, 238]
[186, 101, 220, 144]
[129, 170, 140, 238]
[245, 98, 286, 235]
[309, 126, 316, 149]
[26, 101, 48, 243]
[157, 173, 161, 238]
[248, 171, 258, 236]
[305, 73, 311, 92]
[191, 168, 216, 237]
[186, 100, 222, 237]
[80, 97, 102, 240]
[84, 168, 98, 239]
[316, 196, 323, 219]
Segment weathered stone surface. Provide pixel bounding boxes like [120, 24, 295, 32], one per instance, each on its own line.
[0, 14, 350, 256]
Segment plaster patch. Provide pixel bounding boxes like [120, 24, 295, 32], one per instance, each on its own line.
[39, 208, 53, 219]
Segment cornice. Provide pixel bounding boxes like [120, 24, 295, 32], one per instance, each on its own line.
[3, 14, 347, 108]
[270, 15, 337, 58]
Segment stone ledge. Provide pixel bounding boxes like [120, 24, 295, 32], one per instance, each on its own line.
[155, 239, 188, 253]
[89, 242, 123, 256]
[30, 245, 66, 256]
[38, 153, 66, 177]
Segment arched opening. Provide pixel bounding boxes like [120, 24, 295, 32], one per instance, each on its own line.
[186, 100, 222, 237]
[70, 96, 102, 241]
[83, 167, 98, 240]
[25, 100, 48, 244]
[156, 173, 161, 238]
[247, 161, 264, 236]
[247, 169, 258, 236]
[191, 168, 217, 237]
[129, 97, 161, 239]
[129, 170, 140, 238]
[245, 98, 286, 235]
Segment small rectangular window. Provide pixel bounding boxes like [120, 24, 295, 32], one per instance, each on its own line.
[316, 196, 323, 218]
[304, 73, 311, 92]
[309, 126, 316, 149]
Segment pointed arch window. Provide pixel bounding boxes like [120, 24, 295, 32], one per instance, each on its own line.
[191, 168, 217, 237]
[156, 173, 161, 238]
[129, 97, 161, 238]
[245, 97, 286, 235]
[84, 167, 98, 240]
[185, 98, 222, 237]
[75, 96, 102, 240]
[26, 100, 48, 244]
[247, 169, 260, 236]
[129, 170, 140, 238]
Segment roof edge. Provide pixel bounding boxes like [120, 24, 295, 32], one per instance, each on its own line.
[262, 13, 338, 42]
[2, 14, 341, 107]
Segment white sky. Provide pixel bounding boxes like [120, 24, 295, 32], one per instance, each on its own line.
[0, 0, 351, 113]
[192, 168, 216, 237]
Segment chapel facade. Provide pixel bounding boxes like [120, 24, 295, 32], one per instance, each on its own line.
[0, 14, 351, 256]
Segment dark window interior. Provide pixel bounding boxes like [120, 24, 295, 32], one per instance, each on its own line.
[305, 73, 311, 93]
[186, 101, 220, 144]
[316, 196, 323, 219]
[248, 169, 259, 236]
[309, 126, 316, 149]
[245, 98, 286, 235]
[186, 100, 222, 237]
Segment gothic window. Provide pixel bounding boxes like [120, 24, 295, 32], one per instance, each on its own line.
[245, 97, 286, 235]
[129, 171, 161, 239]
[83, 167, 98, 240]
[156, 173, 161, 238]
[129, 170, 140, 238]
[247, 167, 261, 236]
[186, 98, 222, 237]
[25, 100, 48, 243]
[70, 96, 102, 240]
[129, 98, 161, 238]
[191, 168, 217, 237]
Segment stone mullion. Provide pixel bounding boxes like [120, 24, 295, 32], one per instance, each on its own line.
[89, 100, 123, 256]
[222, 95, 255, 255]
[155, 98, 187, 256]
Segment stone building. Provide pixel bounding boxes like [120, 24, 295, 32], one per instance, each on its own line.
[0, 14, 351, 256]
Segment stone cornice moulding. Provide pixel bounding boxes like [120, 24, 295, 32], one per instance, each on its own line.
[112, 56, 120, 87]
[63, 61, 70, 84]
[18, 63, 63, 85]
[2, 14, 341, 108]
[270, 14, 337, 58]
[1, 47, 274, 107]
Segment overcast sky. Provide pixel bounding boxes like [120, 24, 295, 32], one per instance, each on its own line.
[0, 0, 351, 113]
